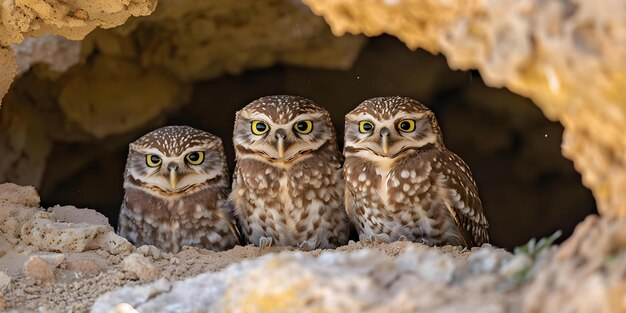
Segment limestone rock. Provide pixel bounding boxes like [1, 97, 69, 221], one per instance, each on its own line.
[11, 35, 82, 74]
[49, 205, 111, 227]
[0, 0, 157, 108]
[0, 199, 132, 255]
[66, 259, 104, 276]
[523, 215, 626, 312]
[20, 217, 130, 254]
[302, 0, 626, 217]
[0, 0, 157, 46]
[58, 56, 190, 138]
[0, 272, 10, 290]
[94, 279, 171, 313]
[94, 245, 517, 312]
[96, 0, 366, 81]
[0, 99, 52, 187]
[0, 202, 42, 237]
[0, 183, 40, 207]
[0, 47, 18, 109]
[39, 253, 66, 268]
[123, 253, 160, 282]
[23, 255, 55, 282]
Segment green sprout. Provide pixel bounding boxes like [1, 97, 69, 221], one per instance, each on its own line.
[514, 230, 562, 259]
[508, 230, 562, 284]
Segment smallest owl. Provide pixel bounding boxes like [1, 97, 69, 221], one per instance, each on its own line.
[343, 97, 489, 247]
[118, 126, 240, 253]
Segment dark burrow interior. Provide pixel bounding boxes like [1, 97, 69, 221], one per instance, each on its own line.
[35, 36, 596, 250]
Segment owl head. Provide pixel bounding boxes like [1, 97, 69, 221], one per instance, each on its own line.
[125, 126, 227, 193]
[344, 96, 443, 158]
[233, 95, 337, 162]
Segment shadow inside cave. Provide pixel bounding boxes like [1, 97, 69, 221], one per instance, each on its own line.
[33, 36, 596, 250]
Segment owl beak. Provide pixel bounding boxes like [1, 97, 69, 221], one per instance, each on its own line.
[277, 137, 285, 158]
[381, 127, 390, 154]
[275, 130, 287, 159]
[169, 168, 178, 190]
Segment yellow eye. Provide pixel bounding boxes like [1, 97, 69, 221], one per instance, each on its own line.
[359, 121, 374, 133]
[185, 151, 204, 165]
[251, 120, 269, 135]
[294, 120, 313, 134]
[146, 155, 162, 167]
[397, 119, 416, 132]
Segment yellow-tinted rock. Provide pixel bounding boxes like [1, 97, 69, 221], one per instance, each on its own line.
[84, 0, 365, 81]
[0, 0, 157, 46]
[58, 56, 190, 138]
[123, 253, 160, 282]
[0, 48, 18, 109]
[23, 255, 55, 282]
[302, 0, 626, 216]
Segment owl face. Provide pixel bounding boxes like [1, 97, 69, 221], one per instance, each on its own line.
[234, 95, 336, 162]
[126, 126, 226, 193]
[344, 96, 443, 157]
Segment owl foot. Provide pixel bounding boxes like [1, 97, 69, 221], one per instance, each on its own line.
[258, 237, 273, 250]
[359, 234, 390, 245]
[298, 240, 316, 251]
[419, 237, 436, 247]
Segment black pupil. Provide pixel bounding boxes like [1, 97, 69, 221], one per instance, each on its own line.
[297, 122, 308, 131]
[256, 123, 267, 132]
[150, 156, 160, 164]
[188, 153, 199, 161]
[401, 121, 411, 130]
[363, 123, 372, 131]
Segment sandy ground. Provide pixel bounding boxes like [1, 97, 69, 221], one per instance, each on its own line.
[2, 239, 461, 312]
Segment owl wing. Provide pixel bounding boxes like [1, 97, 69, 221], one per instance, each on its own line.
[434, 149, 489, 246]
[217, 197, 242, 244]
[344, 182, 358, 222]
[229, 164, 244, 243]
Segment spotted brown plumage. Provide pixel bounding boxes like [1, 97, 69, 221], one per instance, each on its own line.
[343, 97, 489, 247]
[230, 95, 350, 249]
[118, 126, 240, 253]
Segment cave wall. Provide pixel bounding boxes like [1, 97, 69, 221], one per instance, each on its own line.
[303, 0, 626, 217]
[35, 37, 595, 249]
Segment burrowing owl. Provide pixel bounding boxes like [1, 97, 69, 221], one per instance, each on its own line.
[230, 95, 349, 249]
[118, 126, 240, 253]
[343, 97, 489, 247]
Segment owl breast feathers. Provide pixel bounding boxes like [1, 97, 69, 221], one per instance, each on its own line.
[230, 95, 350, 249]
[343, 96, 489, 247]
[118, 126, 240, 253]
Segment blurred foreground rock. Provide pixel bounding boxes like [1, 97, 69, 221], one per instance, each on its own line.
[92, 215, 626, 313]
[302, 0, 626, 217]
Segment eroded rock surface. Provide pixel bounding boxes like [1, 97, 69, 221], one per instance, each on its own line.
[0, 0, 158, 108]
[302, 0, 626, 216]
[94, 244, 519, 313]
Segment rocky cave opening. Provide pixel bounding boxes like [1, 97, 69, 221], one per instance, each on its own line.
[25, 35, 596, 250]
